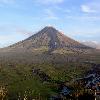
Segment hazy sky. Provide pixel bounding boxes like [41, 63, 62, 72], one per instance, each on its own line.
[0, 0, 100, 47]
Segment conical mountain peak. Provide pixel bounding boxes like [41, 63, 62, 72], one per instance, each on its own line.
[5, 26, 92, 52]
[44, 26, 58, 30]
[39, 26, 59, 35]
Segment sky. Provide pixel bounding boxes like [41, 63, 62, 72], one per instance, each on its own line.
[0, 0, 100, 47]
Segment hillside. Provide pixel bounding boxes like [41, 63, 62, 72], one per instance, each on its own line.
[0, 26, 96, 65]
[1, 26, 92, 53]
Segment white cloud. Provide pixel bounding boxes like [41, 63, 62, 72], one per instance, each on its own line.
[54, 6, 71, 13]
[91, 41, 98, 44]
[44, 9, 58, 20]
[15, 27, 33, 36]
[82, 40, 99, 44]
[0, 0, 15, 4]
[36, 0, 64, 5]
[81, 0, 100, 13]
[81, 40, 100, 49]
[0, 25, 32, 47]
[65, 15, 100, 21]
[0, 0, 16, 7]
[0, 33, 26, 48]
[81, 5, 96, 13]
[0, 25, 32, 37]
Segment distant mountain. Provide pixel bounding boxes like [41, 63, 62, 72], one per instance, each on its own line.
[81, 41, 100, 49]
[2, 26, 92, 54]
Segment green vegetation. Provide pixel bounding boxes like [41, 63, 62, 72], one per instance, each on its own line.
[0, 48, 99, 100]
[0, 60, 92, 100]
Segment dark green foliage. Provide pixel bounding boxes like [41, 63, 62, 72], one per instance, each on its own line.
[0, 61, 92, 100]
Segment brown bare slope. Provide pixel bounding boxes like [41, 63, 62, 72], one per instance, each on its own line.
[1, 26, 92, 53]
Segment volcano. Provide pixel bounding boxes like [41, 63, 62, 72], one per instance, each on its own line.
[2, 26, 92, 54]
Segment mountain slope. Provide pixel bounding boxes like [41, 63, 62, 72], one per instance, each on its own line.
[2, 26, 92, 54]
[0, 26, 97, 65]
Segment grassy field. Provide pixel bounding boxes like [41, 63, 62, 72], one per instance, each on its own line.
[0, 50, 99, 99]
[0, 62, 92, 99]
